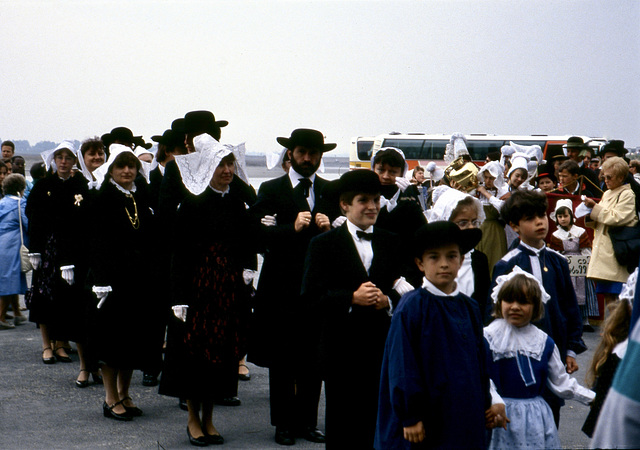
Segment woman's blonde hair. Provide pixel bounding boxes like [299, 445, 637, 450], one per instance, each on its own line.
[601, 156, 629, 180]
[586, 300, 631, 387]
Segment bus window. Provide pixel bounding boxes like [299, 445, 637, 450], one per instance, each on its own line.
[357, 139, 375, 160]
[381, 139, 428, 159]
[466, 141, 505, 161]
[425, 140, 449, 160]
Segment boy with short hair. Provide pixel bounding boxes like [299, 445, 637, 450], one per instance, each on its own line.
[302, 169, 410, 448]
[492, 189, 585, 425]
[375, 221, 506, 449]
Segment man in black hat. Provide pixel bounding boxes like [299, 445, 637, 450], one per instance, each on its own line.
[563, 136, 601, 198]
[301, 169, 404, 448]
[249, 128, 335, 445]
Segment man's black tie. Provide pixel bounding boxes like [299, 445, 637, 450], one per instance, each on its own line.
[298, 178, 312, 198]
[356, 230, 373, 241]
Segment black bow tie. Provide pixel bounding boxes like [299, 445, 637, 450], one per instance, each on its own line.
[298, 178, 312, 198]
[356, 230, 373, 241]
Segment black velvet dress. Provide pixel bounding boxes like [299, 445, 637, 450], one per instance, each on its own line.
[86, 180, 159, 369]
[159, 184, 259, 400]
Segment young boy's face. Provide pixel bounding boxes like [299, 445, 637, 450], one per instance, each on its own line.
[374, 163, 402, 185]
[415, 243, 462, 294]
[341, 193, 381, 230]
[558, 169, 578, 190]
[511, 213, 549, 248]
[537, 176, 555, 192]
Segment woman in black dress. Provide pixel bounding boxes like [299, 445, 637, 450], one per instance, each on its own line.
[160, 134, 258, 446]
[26, 142, 89, 365]
[87, 146, 159, 421]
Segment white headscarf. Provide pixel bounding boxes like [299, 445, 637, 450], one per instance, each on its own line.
[174, 134, 249, 195]
[550, 198, 573, 222]
[450, 132, 469, 159]
[425, 186, 486, 224]
[506, 152, 531, 179]
[478, 161, 506, 189]
[41, 140, 77, 173]
[500, 145, 516, 168]
[93, 144, 136, 188]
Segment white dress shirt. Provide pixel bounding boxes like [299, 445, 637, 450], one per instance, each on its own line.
[346, 220, 373, 273]
[288, 168, 317, 210]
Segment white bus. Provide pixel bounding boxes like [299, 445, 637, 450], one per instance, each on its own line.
[350, 133, 605, 171]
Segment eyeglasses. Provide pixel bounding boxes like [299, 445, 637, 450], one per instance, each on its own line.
[604, 175, 617, 181]
[454, 219, 481, 228]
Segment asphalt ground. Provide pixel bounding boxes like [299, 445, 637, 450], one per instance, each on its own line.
[1, 304, 600, 449]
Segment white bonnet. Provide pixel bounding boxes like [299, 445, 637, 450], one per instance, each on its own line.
[478, 161, 505, 189]
[371, 146, 408, 176]
[550, 198, 574, 222]
[41, 140, 77, 172]
[507, 152, 531, 178]
[425, 161, 445, 183]
[426, 186, 486, 224]
[93, 144, 136, 187]
[491, 265, 551, 305]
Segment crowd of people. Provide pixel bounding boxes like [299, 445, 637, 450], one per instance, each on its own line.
[1, 121, 640, 448]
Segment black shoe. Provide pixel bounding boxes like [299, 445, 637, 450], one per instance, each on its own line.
[42, 347, 56, 365]
[92, 372, 103, 385]
[53, 347, 72, 363]
[179, 398, 189, 411]
[205, 432, 225, 445]
[275, 427, 295, 446]
[215, 396, 241, 407]
[583, 324, 595, 332]
[142, 373, 158, 386]
[103, 401, 133, 421]
[76, 369, 90, 388]
[298, 426, 325, 443]
[187, 426, 208, 446]
[122, 396, 143, 417]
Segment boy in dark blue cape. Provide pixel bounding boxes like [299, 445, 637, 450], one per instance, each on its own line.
[375, 221, 506, 449]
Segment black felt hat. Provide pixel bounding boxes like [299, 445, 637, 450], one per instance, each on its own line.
[183, 110, 228, 134]
[533, 164, 557, 185]
[107, 127, 139, 145]
[171, 118, 185, 134]
[276, 128, 337, 152]
[599, 140, 627, 158]
[413, 221, 482, 258]
[338, 169, 381, 195]
[563, 136, 586, 149]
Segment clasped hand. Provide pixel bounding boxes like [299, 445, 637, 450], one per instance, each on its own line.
[294, 212, 330, 232]
[352, 282, 388, 309]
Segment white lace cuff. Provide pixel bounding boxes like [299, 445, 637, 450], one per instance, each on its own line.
[92, 286, 113, 294]
[60, 265, 75, 271]
[28, 253, 41, 257]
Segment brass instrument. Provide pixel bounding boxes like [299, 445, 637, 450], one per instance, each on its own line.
[444, 156, 479, 192]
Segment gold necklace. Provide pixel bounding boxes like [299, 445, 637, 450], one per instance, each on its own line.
[124, 194, 140, 229]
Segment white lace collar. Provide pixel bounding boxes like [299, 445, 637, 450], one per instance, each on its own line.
[484, 319, 547, 361]
[421, 277, 460, 297]
[110, 178, 137, 195]
[552, 225, 585, 240]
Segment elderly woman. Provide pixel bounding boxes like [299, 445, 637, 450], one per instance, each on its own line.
[584, 156, 638, 306]
[160, 134, 259, 445]
[26, 142, 89, 364]
[0, 174, 29, 329]
[87, 145, 159, 421]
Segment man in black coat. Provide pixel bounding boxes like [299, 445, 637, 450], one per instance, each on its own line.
[563, 136, 602, 198]
[301, 169, 404, 449]
[249, 128, 335, 446]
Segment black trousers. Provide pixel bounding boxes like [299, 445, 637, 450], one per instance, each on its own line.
[268, 364, 322, 430]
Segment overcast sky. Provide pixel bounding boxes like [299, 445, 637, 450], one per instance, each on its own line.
[1, 0, 638, 155]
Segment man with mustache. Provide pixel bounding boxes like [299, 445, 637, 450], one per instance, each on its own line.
[249, 128, 334, 446]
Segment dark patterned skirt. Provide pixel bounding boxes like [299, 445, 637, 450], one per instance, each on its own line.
[160, 243, 251, 400]
[28, 234, 85, 342]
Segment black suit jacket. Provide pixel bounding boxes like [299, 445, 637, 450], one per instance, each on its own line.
[248, 173, 330, 366]
[301, 224, 402, 374]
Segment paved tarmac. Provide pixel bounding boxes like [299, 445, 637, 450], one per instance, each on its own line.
[1, 307, 599, 449]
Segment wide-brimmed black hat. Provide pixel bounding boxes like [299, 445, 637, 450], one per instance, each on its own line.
[171, 118, 185, 134]
[276, 128, 337, 152]
[413, 221, 482, 258]
[133, 136, 152, 150]
[107, 127, 139, 145]
[563, 136, 586, 150]
[599, 140, 626, 158]
[183, 110, 228, 134]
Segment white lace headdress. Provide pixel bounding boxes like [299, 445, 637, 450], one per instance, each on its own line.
[41, 140, 77, 172]
[450, 132, 469, 159]
[93, 144, 136, 187]
[491, 265, 550, 305]
[425, 186, 486, 224]
[174, 134, 249, 195]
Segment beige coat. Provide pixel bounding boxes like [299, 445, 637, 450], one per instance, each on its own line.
[586, 183, 638, 282]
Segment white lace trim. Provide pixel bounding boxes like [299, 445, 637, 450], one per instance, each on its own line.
[484, 319, 547, 361]
[110, 178, 137, 194]
[552, 225, 585, 241]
